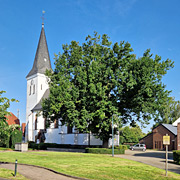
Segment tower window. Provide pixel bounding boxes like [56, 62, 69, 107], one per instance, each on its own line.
[29, 86, 31, 95]
[41, 84, 42, 90]
[33, 84, 35, 94]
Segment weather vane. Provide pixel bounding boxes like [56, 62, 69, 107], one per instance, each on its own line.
[41, 10, 45, 26]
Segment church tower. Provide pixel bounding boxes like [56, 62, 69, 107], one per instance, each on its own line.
[26, 22, 52, 141]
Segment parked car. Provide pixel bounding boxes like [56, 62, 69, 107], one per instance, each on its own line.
[130, 143, 146, 151]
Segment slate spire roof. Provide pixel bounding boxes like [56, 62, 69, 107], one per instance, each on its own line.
[26, 23, 52, 78]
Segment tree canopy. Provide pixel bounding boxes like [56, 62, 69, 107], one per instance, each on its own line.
[152, 97, 180, 128]
[0, 91, 17, 122]
[0, 91, 19, 147]
[119, 125, 146, 144]
[42, 32, 174, 146]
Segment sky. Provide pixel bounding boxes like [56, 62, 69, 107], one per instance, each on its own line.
[0, 0, 180, 133]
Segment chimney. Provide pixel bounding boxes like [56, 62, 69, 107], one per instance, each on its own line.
[177, 122, 180, 150]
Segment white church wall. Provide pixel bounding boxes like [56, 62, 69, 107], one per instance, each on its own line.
[45, 128, 60, 144]
[36, 73, 49, 101]
[90, 135, 103, 145]
[108, 134, 119, 147]
[27, 113, 33, 141]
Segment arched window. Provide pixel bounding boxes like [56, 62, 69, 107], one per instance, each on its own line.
[29, 86, 31, 95]
[35, 115, 37, 130]
[33, 84, 35, 94]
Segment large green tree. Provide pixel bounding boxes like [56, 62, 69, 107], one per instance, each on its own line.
[0, 91, 18, 147]
[153, 97, 180, 127]
[0, 91, 17, 122]
[42, 32, 173, 147]
[119, 125, 146, 144]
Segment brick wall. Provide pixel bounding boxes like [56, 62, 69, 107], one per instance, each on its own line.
[153, 125, 176, 151]
[177, 123, 180, 150]
[139, 133, 153, 149]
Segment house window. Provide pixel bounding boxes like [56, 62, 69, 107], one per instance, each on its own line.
[67, 124, 73, 134]
[54, 119, 58, 128]
[33, 84, 35, 94]
[35, 115, 37, 130]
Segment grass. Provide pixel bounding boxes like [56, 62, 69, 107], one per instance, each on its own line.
[0, 151, 180, 180]
[0, 168, 28, 180]
[0, 147, 13, 151]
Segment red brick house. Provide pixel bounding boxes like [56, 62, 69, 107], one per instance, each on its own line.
[140, 123, 178, 151]
[5, 112, 20, 125]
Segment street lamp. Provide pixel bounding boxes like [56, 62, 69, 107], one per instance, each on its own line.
[112, 115, 114, 157]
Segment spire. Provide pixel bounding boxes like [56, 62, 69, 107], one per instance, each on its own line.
[26, 20, 52, 78]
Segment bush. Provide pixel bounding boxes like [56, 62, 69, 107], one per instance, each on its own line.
[28, 142, 102, 150]
[115, 145, 130, 150]
[10, 129, 22, 148]
[85, 148, 125, 154]
[173, 150, 180, 164]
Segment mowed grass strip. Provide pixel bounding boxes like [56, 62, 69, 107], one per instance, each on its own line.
[0, 168, 28, 180]
[0, 151, 179, 180]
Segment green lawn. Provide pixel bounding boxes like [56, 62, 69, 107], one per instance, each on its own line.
[0, 151, 179, 180]
[0, 168, 28, 180]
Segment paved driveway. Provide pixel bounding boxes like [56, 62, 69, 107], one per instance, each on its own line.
[116, 150, 180, 174]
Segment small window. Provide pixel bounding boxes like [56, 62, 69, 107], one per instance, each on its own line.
[33, 84, 35, 94]
[41, 84, 42, 90]
[67, 124, 73, 134]
[29, 86, 31, 95]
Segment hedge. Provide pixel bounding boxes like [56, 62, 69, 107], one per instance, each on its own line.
[114, 145, 130, 150]
[173, 150, 180, 164]
[28, 142, 102, 150]
[85, 148, 125, 154]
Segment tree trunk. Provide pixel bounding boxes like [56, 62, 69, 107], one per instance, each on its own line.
[102, 139, 109, 148]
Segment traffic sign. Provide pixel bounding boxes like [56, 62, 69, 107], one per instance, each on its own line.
[163, 135, 170, 145]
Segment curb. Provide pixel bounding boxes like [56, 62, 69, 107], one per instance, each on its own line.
[0, 161, 89, 180]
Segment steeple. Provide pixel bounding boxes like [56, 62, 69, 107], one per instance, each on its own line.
[26, 23, 52, 78]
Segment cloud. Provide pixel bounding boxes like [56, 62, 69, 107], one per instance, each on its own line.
[75, 0, 137, 17]
[113, 0, 137, 17]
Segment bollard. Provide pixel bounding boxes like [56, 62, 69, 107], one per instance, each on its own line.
[14, 159, 17, 177]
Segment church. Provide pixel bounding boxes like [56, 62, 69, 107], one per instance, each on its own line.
[25, 22, 119, 147]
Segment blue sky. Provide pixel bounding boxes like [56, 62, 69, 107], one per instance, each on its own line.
[0, 0, 180, 133]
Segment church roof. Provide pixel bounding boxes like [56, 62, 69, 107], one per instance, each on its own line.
[31, 88, 50, 111]
[26, 24, 52, 78]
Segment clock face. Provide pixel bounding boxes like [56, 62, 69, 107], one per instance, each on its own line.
[31, 80, 34, 85]
[44, 57, 47, 62]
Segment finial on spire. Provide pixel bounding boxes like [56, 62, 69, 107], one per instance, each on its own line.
[41, 10, 45, 27]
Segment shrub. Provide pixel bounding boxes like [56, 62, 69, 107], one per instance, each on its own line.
[85, 148, 125, 154]
[173, 150, 180, 164]
[10, 129, 22, 148]
[28, 142, 102, 150]
[115, 145, 130, 150]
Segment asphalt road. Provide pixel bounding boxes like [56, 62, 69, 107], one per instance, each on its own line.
[116, 150, 180, 174]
